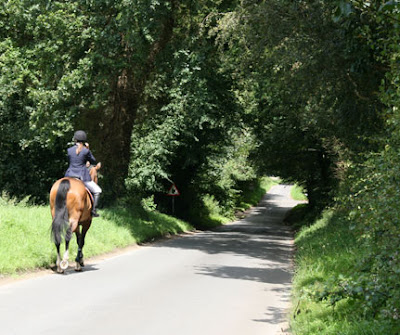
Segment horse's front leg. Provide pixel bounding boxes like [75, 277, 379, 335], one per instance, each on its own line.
[75, 222, 89, 271]
[75, 228, 84, 272]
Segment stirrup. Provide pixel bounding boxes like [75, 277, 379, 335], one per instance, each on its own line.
[91, 210, 100, 217]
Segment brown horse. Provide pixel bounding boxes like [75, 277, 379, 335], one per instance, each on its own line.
[49, 177, 93, 273]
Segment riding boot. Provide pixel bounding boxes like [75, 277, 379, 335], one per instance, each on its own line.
[92, 193, 100, 217]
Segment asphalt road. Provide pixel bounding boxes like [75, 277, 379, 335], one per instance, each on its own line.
[0, 184, 302, 335]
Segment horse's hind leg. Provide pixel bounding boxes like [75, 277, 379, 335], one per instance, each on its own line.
[59, 227, 72, 272]
[55, 243, 63, 273]
[75, 222, 90, 271]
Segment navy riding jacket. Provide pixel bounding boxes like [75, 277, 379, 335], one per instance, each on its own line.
[64, 145, 97, 182]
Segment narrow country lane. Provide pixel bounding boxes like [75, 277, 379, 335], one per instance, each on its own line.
[0, 185, 303, 335]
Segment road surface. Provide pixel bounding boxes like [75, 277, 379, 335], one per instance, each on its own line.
[0, 185, 302, 335]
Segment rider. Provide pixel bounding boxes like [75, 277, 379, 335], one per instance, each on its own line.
[65, 130, 102, 217]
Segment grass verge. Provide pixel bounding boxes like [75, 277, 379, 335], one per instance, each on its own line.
[290, 184, 308, 201]
[0, 200, 193, 276]
[290, 209, 399, 334]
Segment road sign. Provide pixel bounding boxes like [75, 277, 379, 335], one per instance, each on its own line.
[167, 183, 180, 196]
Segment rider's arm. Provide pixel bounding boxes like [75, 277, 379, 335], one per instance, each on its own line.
[85, 147, 97, 165]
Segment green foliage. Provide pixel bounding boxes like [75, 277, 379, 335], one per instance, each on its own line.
[125, 3, 262, 224]
[236, 176, 280, 212]
[338, 145, 400, 322]
[188, 176, 278, 229]
[291, 209, 400, 334]
[284, 1, 400, 334]
[196, 194, 233, 229]
[0, 0, 184, 201]
[214, 0, 385, 208]
[291, 184, 308, 202]
[0, 1, 95, 199]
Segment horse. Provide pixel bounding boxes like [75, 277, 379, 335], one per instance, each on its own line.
[49, 177, 93, 273]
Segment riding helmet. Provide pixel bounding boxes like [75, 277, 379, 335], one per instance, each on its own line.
[73, 130, 87, 142]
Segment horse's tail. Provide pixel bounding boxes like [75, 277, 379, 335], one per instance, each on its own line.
[51, 179, 71, 245]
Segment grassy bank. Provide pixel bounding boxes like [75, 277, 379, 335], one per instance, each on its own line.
[290, 208, 399, 334]
[0, 200, 193, 275]
[290, 184, 308, 201]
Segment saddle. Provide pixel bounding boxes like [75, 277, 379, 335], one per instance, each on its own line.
[69, 177, 95, 214]
[85, 187, 94, 208]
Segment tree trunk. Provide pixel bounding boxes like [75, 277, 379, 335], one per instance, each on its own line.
[82, 4, 177, 201]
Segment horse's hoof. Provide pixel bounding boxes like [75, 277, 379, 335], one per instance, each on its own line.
[75, 266, 82, 272]
[60, 260, 69, 270]
[75, 258, 84, 267]
[57, 268, 64, 274]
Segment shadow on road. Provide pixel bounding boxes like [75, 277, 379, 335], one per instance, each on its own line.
[50, 263, 99, 275]
[168, 230, 293, 264]
[254, 306, 290, 324]
[155, 186, 299, 283]
[194, 264, 292, 285]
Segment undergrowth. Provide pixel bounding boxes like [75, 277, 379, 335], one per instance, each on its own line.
[290, 208, 400, 334]
[290, 184, 308, 201]
[195, 176, 280, 229]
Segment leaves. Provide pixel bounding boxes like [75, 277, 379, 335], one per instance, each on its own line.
[379, 1, 400, 12]
[333, 1, 354, 22]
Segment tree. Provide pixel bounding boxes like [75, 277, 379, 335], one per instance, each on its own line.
[0, 1, 91, 200]
[0, 0, 180, 200]
[212, 0, 385, 207]
[125, 0, 258, 222]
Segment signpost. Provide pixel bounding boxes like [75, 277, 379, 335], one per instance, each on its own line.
[166, 183, 180, 215]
